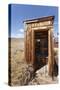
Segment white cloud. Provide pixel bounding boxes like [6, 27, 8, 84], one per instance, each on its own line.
[18, 28, 24, 33]
[16, 33, 24, 38]
[16, 28, 24, 38]
[11, 33, 24, 38]
[11, 28, 24, 38]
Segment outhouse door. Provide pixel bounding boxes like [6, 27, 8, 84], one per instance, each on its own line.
[33, 30, 48, 70]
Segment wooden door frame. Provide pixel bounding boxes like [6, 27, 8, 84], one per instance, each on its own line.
[32, 28, 54, 76]
[32, 29, 49, 64]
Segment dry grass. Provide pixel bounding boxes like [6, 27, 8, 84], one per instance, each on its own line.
[9, 38, 58, 86]
[9, 38, 29, 86]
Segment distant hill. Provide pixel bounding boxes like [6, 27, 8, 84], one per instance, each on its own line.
[8, 37, 24, 41]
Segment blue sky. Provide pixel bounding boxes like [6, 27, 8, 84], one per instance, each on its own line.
[9, 4, 58, 38]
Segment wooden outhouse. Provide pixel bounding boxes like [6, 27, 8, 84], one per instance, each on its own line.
[24, 16, 54, 76]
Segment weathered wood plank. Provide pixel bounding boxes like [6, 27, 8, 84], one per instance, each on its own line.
[24, 16, 54, 76]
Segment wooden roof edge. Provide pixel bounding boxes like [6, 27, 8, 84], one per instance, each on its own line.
[23, 16, 55, 24]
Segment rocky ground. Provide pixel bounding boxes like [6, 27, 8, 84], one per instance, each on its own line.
[28, 65, 58, 85]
